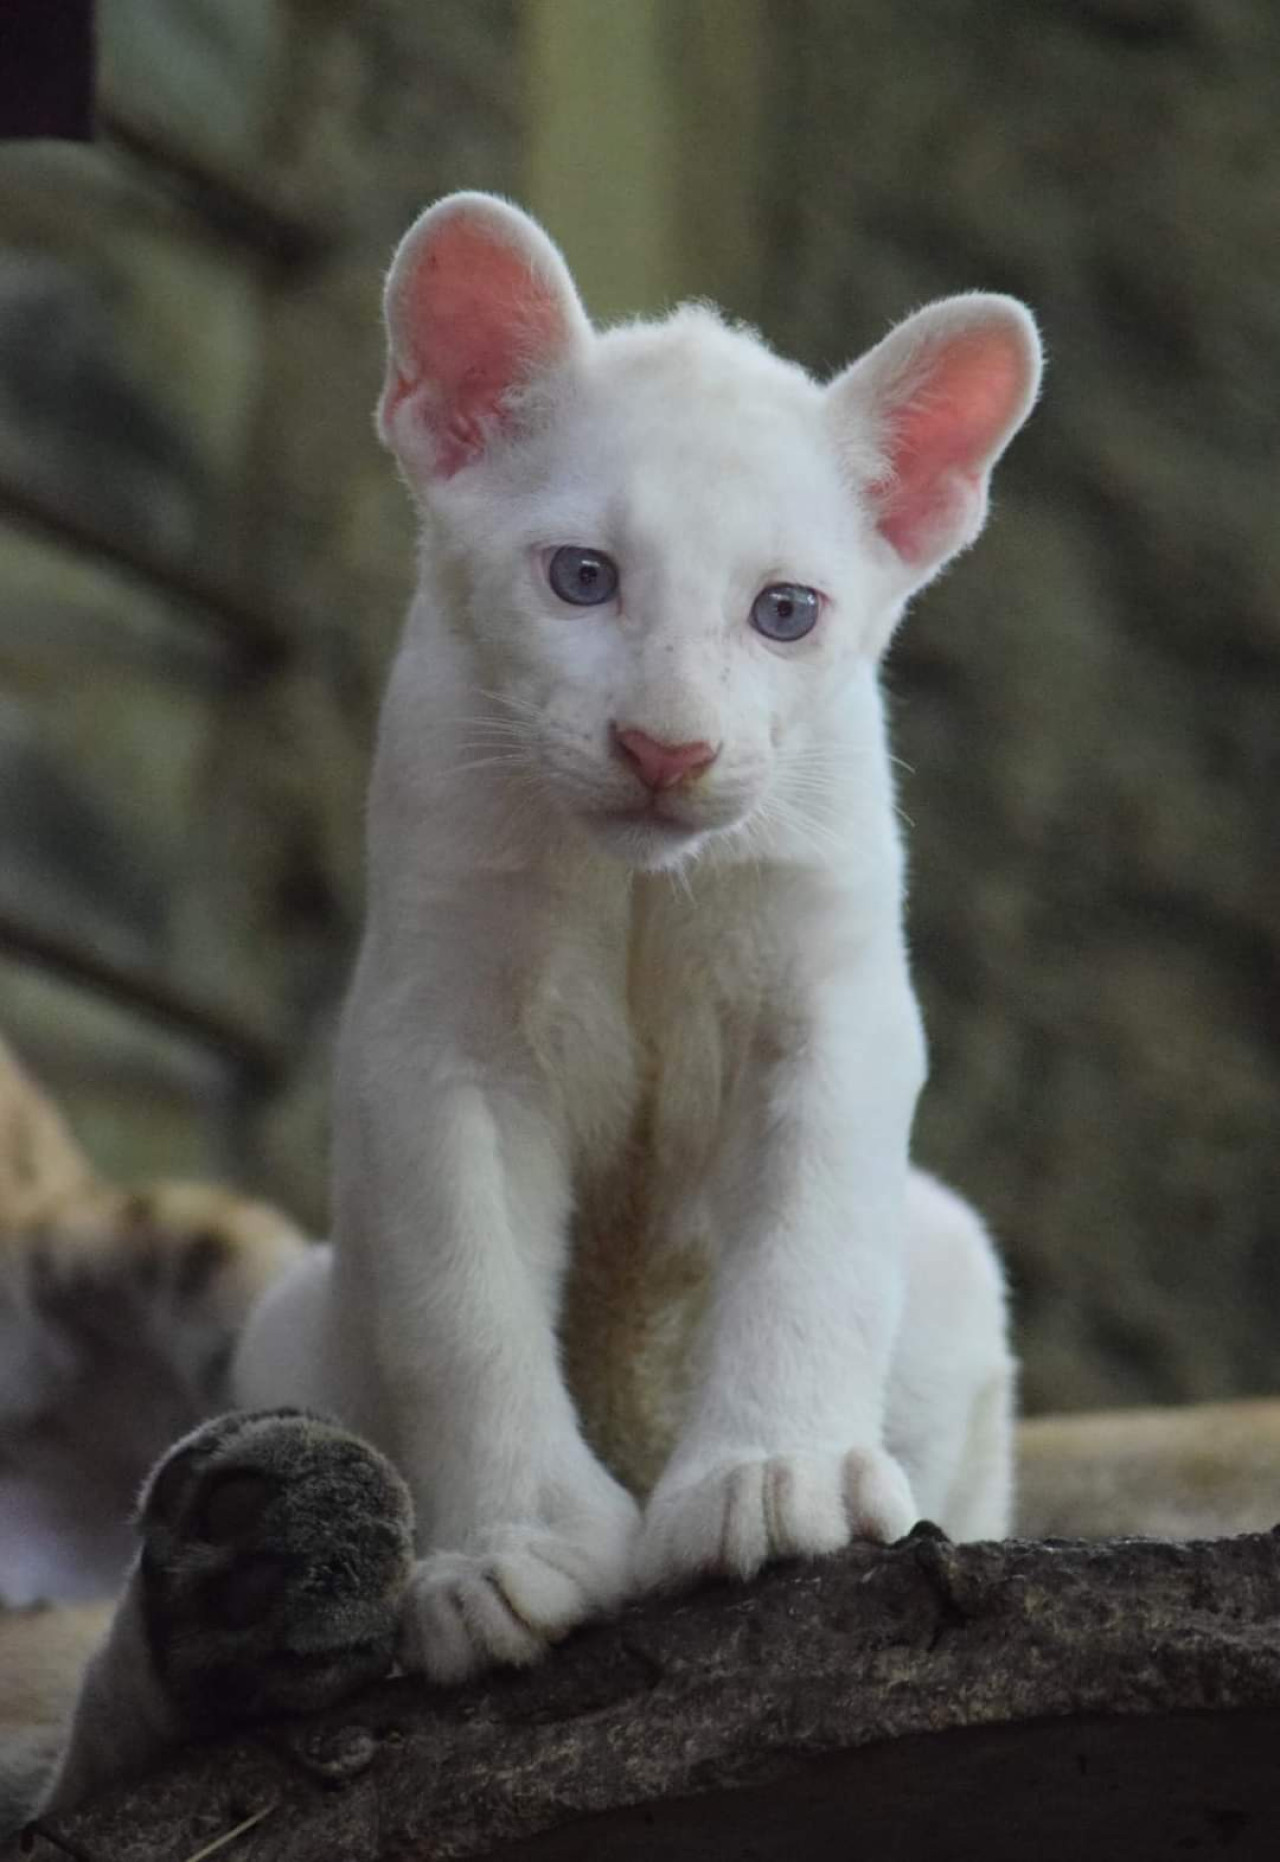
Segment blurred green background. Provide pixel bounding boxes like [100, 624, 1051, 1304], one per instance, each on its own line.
[0, 0, 1276, 1416]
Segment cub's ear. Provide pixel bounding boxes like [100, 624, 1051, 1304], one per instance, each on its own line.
[377, 192, 591, 483]
[826, 294, 1042, 591]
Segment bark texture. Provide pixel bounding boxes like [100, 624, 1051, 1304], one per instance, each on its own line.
[11, 1525, 1280, 1861]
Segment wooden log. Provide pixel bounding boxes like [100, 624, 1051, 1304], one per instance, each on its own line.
[11, 1524, 1280, 1861]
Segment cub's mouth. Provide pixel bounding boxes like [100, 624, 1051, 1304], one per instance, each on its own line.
[581, 798, 708, 870]
[580, 779, 762, 869]
[599, 793, 698, 828]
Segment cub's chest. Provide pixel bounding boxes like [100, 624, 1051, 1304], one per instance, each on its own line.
[556, 874, 789, 1492]
[578, 872, 778, 1209]
[558, 892, 736, 1492]
[535, 876, 764, 1157]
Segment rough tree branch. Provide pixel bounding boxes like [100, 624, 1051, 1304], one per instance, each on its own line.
[12, 1526, 1280, 1862]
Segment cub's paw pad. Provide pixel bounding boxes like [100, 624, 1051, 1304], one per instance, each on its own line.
[138, 1408, 414, 1730]
[402, 1505, 640, 1685]
[636, 1446, 918, 1590]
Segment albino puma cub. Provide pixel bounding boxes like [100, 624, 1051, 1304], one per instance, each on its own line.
[29, 192, 1042, 1821]
[234, 193, 1041, 1678]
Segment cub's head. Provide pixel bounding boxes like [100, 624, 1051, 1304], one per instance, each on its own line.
[378, 193, 1041, 871]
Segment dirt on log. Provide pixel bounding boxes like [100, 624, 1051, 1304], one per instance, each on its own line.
[12, 1525, 1280, 1862]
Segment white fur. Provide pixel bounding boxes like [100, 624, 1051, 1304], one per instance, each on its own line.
[236, 193, 1041, 1681]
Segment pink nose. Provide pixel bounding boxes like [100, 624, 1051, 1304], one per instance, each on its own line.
[613, 726, 718, 792]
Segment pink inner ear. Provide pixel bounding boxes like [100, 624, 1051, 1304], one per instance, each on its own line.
[873, 328, 1029, 565]
[386, 219, 569, 477]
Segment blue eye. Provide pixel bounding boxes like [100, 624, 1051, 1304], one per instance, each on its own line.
[548, 546, 619, 607]
[750, 583, 820, 642]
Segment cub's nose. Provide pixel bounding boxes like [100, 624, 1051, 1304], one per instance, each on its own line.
[612, 726, 719, 792]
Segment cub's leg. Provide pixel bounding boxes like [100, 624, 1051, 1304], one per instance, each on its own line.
[637, 1168, 1013, 1589]
[884, 1170, 1015, 1541]
[320, 1032, 643, 1686]
[235, 1230, 642, 1687]
[41, 1409, 413, 1818]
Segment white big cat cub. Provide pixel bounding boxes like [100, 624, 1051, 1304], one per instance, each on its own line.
[236, 192, 1041, 1679]
[32, 190, 1041, 1818]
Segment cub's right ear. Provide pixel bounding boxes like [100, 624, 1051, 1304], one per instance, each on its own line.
[377, 192, 591, 484]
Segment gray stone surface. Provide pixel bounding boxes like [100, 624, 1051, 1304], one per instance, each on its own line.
[0, 150, 263, 554]
[0, 961, 238, 1184]
[99, 0, 290, 182]
[12, 1527, 1280, 1860]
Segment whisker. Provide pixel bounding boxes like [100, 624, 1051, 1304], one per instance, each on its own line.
[450, 715, 536, 737]
[448, 754, 535, 777]
[665, 861, 696, 904]
[475, 687, 546, 722]
[753, 791, 849, 865]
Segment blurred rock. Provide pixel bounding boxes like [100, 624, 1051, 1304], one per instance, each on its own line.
[0, 3, 518, 1200]
[99, 0, 289, 181]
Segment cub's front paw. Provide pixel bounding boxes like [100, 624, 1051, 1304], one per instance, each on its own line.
[636, 1446, 917, 1591]
[401, 1490, 641, 1685]
[139, 1408, 414, 1731]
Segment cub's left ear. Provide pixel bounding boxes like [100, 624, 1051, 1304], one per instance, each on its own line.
[826, 295, 1042, 591]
